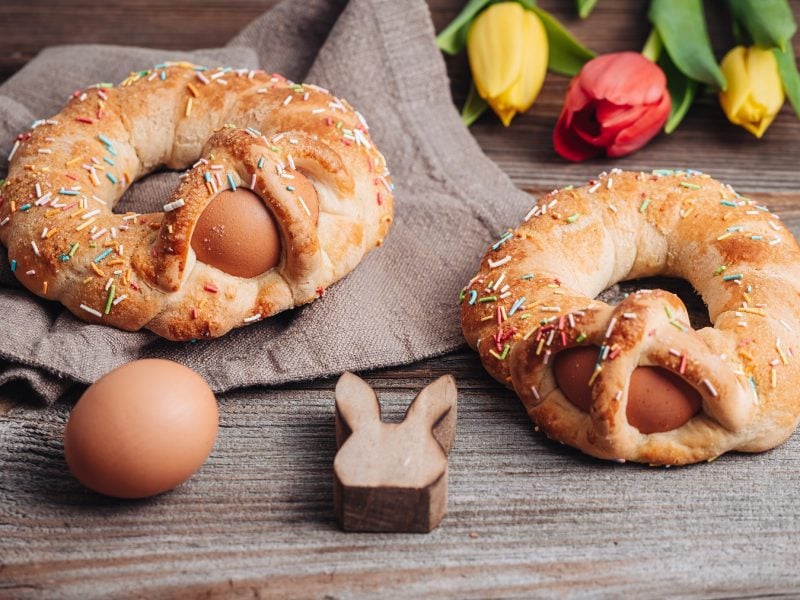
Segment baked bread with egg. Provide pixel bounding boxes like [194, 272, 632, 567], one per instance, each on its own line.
[461, 170, 800, 465]
[0, 62, 393, 340]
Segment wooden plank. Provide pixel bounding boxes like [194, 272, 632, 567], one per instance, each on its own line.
[0, 0, 283, 83]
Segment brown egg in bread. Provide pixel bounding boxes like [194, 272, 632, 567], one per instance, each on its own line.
[0, 62, 393, 340]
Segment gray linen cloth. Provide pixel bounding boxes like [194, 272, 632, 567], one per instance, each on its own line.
[0, 0, 530, 403]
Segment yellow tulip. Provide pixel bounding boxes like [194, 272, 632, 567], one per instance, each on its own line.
[719, 45, 784, 138]
[467, 2, 548, 126]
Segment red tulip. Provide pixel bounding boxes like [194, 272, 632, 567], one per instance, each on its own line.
[553, 52, 671, 161]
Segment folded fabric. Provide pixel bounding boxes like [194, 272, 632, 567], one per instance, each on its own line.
[0, 0, 531, 404]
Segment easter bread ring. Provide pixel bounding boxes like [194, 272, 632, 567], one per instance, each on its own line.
[461, 170, 800, 465]
[0, 62, 393, 341]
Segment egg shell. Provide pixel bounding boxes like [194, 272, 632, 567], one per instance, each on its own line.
[64, 359, 218, 499]
[553, 346, 701, 434]
[552, 346, 598, 412]
[191, 188, 282, 278]
[627, 366, 702, 434]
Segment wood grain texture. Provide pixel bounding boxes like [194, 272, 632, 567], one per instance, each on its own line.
[0, 1, 281, 83]
[3, 350, 800, 598]
[2, 0, 800, 597]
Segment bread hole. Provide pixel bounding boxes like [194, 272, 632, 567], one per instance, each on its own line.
[113, 167, 181, 214]
[596, 276, 711, 329]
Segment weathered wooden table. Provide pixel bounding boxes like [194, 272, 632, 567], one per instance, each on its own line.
[2, 1, 800, 597]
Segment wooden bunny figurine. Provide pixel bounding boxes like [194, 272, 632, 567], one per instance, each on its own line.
[333, 372, 458, 533]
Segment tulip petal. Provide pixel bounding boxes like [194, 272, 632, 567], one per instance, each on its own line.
[494, 104, 517, 127]
[569, 101, 648, 147]
[719, 47, 752, 124]
[504, 9, 548, 113]
[747, 46, 785, 131]
[467, 2, 525, 99]
[743, 111, 777, 138]
[570, 106, 610, 146]
[553, 110, 601, 161]
[562, 78, 594, 127]
[579, 52, 667, 106]
[595, 101, 649, 131]
[607, 93, 671, 157]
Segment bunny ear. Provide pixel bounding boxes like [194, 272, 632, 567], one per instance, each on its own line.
[405, 375, 458, 455]
[335, 372, 382, 448]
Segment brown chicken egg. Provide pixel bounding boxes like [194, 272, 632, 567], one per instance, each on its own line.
[626, 366, 702, 434]
[191, 188, 282, 278]
[64, 359, 219, 499]
[553, 345, 598, 412]
[553, 346, 701, 433]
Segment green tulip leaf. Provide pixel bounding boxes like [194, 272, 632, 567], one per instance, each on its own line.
[641, 29, 663, 62]
[577, 0, 598, 19]
[531, 6, 595, 76]
[659, 47, 699, 133]
[774, 46, 800, 120]
[649, 0, 727, 90]
[436, 0, 539, 55]
[727, 0, 797, 51]
[436, 0, 494, 55]
[731, 16, 748, 45]
[461, 81, 490, 126]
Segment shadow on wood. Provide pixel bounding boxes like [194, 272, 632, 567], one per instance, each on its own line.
[333, 372, 457, 533]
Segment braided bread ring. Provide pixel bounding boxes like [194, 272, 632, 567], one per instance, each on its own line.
[0, 63, 393, 340]
[461, 170, 800, 465]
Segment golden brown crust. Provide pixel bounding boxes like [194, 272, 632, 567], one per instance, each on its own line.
[461, 170, 800, 465]
[0, 63, 393, 340]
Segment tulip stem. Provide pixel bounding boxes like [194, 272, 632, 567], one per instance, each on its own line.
[641, 29, 662, 62]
